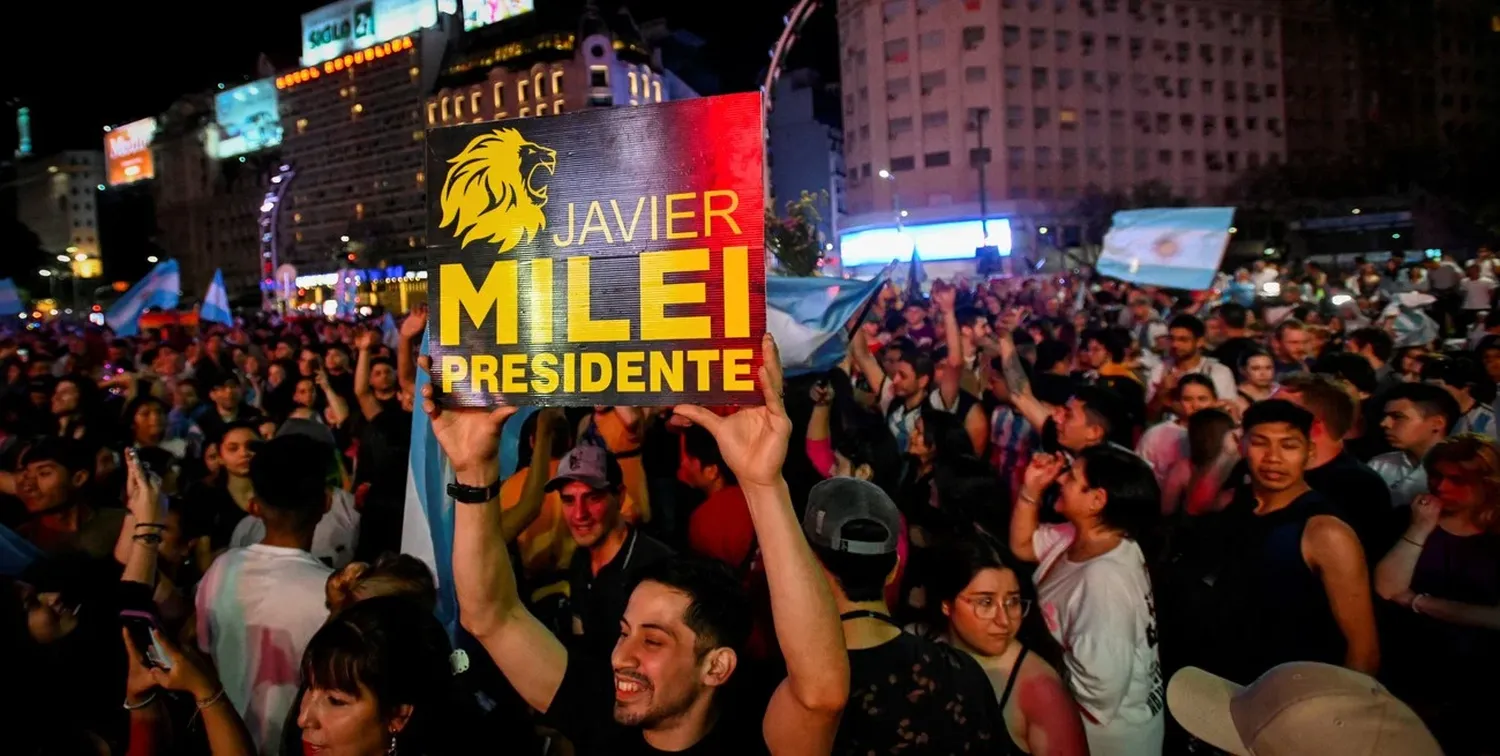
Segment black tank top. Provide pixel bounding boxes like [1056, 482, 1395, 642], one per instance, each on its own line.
[1217, 490, 1350, 681]
[997, 646, 1031, 756]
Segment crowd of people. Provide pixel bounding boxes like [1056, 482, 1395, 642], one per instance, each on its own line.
[4, 251, 1497, 755]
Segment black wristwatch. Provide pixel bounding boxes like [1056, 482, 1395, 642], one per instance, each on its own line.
[447, 479, 502, 504]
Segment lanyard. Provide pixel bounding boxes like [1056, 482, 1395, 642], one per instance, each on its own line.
[839, 609, 901, 629]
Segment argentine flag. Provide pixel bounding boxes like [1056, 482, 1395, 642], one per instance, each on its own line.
[0, 278, 23, 317]
[107, 260, 181, 336]
[767, 274, 889, 376]
[1096, 207, 1235, 290]
[200, 269, 234, 326]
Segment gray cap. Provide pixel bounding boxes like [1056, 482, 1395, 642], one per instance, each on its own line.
[274, 417, 338, 450]
[801, 477, 901, 556]
[544, 444, 622, 493]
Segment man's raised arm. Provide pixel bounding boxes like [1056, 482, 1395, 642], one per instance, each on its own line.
[419, 358, 569, 714]
[676, 334, 850, 755]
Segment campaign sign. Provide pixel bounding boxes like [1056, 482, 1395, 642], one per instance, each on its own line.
[425, 92, 767, 407]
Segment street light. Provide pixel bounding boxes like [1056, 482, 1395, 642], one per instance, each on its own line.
[38, 269, 51, 277]
[74, 253, 86, 262]
[340, 235, 351, 243]
[56, 254, 69, 263]
[146, 255, 159, 263]
[877, 169, 892, 180]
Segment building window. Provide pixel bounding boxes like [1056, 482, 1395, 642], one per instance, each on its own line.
[590, 65, 609, 87]
[923, 111, 949, 129]
[1008, 147, 1025, 168]
[1083, 70, 1099, 89]
[883, 0, 907, 22]
[520, 107, 531, 117]
[1055, 30, 1070, 51]
[1030, 28, 1047, 48]
[1182, 150, 1195, 165]
[888, 116, 914, 138]
[1157, 149, 1172, 165]
[1008, 186, 1028, 199]
[1036, 147, 1051, 167]
[1081, 32, 1095, 54]
[890, 156, 916, 171]
[470, 91, 481, 114]
[519, 80, 530, 102]
[920, 30, 945, 49]
[920, 71, 946, 94]
[970, 147, 992, 166]
[1058, 69, 1074, 90]
[1060, 108, 1079, 129]
[965, 26, 987, 49]
[1034, 107, 1050, 127]
[553, 70, 564, 94]
[493, 82, 506, 109]
[1005, 66, 1022, 88]
[1032, 67, 1048, 89]
[885, 38, 910, 62]
[537, 102, 549, 116]
[965, 66, 987, 82]
[1061, 147, 1078, 167]
[925, 151, 951, 167]
[1005, 106, 1024, 128]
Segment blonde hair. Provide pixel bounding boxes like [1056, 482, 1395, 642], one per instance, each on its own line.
[1424, 433, 1500, 533]
[325, 553, 438, 615]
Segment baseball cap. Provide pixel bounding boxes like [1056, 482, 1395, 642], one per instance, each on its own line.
[544, 444, 622, 493]
[275, 416, 339, 450]
[801, 477, 901, 556]
[1167, 662, 1441, 756]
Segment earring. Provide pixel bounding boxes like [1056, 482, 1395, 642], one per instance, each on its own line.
[387, 732, 398, 755]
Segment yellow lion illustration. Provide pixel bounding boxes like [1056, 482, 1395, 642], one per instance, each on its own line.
[438, 128, 557, 253]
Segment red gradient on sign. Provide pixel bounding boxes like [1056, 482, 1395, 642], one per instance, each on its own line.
[664, 93, 768, 392]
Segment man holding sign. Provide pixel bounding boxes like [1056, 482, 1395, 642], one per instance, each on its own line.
[424, 333, 849, 755]
[425, 92, 767, 408]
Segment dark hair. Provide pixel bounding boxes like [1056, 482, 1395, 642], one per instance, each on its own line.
[1075, 445, 1160, 539]
[1239, 346, 1273, 373]
[916, 408, 975, 458]
[1083, 327, 1130, 364]
[812, 520, 900, 602]
[1347, 327, 1394, 363]
[1242, 398, 1314, 437]
[1217, 303, 1249, 330]
[1034, 340, 1071, 373]
[897, 349, 936, 385]
[207, 418, 263, 449]
[1312, 352, 1377, 396]
[1272, 318, 1306, 341]
[299, 596, 479, 756]
[831, 409, 902, 500]
[632, 557, 753, 658]
[249, 436, 329, 531]
[20, 437, 92, 474]
[1383, 382, 1462, 433]
[1176, 373, 1217, 399]
[1168, 313, 1206, 339]
[1070, 384, 1129, 446]
[1278, 372, 1357, 438]
[1187, 408, 1236, 468]
[681, 424, 737, 486]
[1422, 355, 1497, 404]
[327, 553, 439, 616]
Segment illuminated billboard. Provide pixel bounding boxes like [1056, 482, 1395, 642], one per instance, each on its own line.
[212, 79, 283, 159]
[105, 118, 157, 186]
[463, 0, 534, 30]
[839, 218, 1013, 266]
[301, 0, 438, 66]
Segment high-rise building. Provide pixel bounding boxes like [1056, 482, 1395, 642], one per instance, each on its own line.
[425, 1, 694, 130]
[836, 0, 1286, 267]
[151, 92, 270, 297]
[14, 150, 105, 279]
[273, 23, 457, 290]
[768, 68, 847, 260]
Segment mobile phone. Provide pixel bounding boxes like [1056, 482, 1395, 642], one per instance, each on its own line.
[120, 610, 173, 670]
[126, 447, 167, 512]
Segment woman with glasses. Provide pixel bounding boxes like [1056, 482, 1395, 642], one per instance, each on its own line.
[930, 536, 1087, 755]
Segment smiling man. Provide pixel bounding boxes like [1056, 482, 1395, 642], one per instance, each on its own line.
[550, 444, 674, 655]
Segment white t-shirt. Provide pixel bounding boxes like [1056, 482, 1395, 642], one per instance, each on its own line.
[1032, 524, 1165, 755]
[1461, 277, 1495, 310]
[229, 488, 361, 569]
[1145, 356, 1237, 403]
[197, 544, 332, 754]
[1135, 422, 1188, 487]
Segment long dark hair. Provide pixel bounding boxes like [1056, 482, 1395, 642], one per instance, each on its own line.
[926, 534, 1061, 669]
[295, 596, 481, 755]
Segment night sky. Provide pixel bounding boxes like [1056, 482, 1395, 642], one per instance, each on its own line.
[0, 0, 838, 156]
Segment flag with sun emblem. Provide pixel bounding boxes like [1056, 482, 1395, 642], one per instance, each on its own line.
[424, 93, 768, 407]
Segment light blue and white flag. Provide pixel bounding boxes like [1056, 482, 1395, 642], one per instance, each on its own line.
[200, 269, 234, 326]
[381, 312, 401, 350]
[1096, 207, 1235, 290]
[767, 274, 888, 377]
[0, 278, 23, 317]
[106, 260, 181, 336]
[401, 331, 462, 638]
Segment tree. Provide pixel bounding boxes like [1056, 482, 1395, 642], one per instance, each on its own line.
[766, 190, 828, 277]
[0, 217, 51, 295]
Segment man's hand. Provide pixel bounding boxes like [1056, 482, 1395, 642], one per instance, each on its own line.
[932, 281, 957, 313]
[1020, 452, 1065, 501]
[418, 355, 516, 478]
[675, 333, 791, 491]
[399, 304, 428, 341]
[355, 329, 379, 353]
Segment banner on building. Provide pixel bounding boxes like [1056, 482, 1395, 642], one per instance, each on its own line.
[1096, 207, 1236, 290]
[424, 92, 767, 407]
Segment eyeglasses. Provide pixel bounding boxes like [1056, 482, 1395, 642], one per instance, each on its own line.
[958, 594, 1032, 620]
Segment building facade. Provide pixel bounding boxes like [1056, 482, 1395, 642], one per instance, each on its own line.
[768, 68, 847, 260]
[14, 150, 105, 279]
[424, 2, 687, 132]
[836, 0, 1287, 266]
[273, 24, 456, 286]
